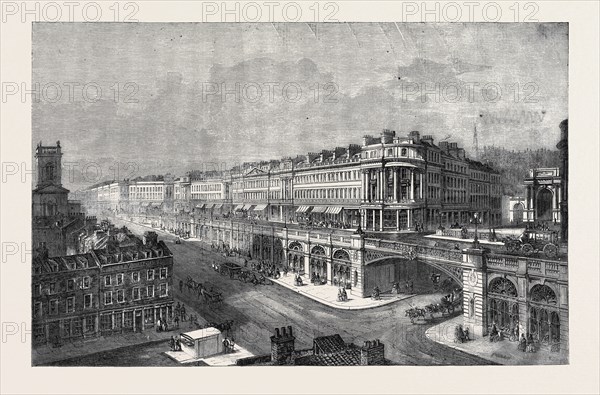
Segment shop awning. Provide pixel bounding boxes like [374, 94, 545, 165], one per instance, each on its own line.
[196, 203, 205, 209]
[140, 202, 151, 207]
[326, 206, 343, 215]
[311, 206, 328, 213]
[234, 204, 244, 211]
[243, 204, 255, 210]
[296, 206, 311, 213]
[150, 202, 162, 208]
[253, 204, 268, 211]
[205, 203, 215, 209]
[213, 203, 223, 209]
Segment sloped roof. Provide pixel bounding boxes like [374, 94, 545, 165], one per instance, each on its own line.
[313, 334, 346, 354]
[295, 348, 361, 366]
[33, 184, 70, 194]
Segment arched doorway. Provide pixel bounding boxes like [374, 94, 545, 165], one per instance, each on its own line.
[288, 242, 304, 274]
[310, 245, 327, 282]
[536, 189, 554, 221]
[488, 277, 519, 331]
[333, 249, 352, 288]
[513, 203, 524, 224]
[529, 284, 560, 344]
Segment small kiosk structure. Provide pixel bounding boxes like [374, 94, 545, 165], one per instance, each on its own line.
[180, 327, 223, 359]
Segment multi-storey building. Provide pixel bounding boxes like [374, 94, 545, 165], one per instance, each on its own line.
[81, 129, 502, 232]
[33, 141, 96, 257]
[32, 236, 174, 347]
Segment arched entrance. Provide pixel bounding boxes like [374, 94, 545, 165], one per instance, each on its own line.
[529, 284, 560, 344]
[536, 188, 554, 221]
[332, 249, 352, 288]
[488, 277, 519, 331]
[287, 242, 304, 274]
[310, 245, 327, 283]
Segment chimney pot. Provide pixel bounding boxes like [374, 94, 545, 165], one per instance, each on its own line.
[282, 327, 287, 337]
[275, 328, 280, 337]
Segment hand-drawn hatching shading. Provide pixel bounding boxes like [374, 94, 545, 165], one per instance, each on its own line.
[31, 22, 568, 366]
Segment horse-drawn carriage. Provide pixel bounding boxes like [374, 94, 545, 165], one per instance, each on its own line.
[504, 229, 560, 258]
[218, 261, 243, 279]
[201, 288, 223, 305]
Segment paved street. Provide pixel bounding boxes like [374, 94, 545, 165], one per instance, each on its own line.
[109, 218, 493, 366]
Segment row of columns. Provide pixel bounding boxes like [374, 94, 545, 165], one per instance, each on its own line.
[362, 167, 423, 202]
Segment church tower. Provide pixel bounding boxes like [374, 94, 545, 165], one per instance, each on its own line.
[35, 140, 63, 188]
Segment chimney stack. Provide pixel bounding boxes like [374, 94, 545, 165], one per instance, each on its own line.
[270, 326, 296, 365]
[360, 338, 385, 365]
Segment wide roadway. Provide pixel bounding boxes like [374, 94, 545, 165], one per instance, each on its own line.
[114, 218, 492, 365]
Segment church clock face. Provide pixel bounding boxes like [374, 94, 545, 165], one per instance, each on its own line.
[468, 269, 478, 287]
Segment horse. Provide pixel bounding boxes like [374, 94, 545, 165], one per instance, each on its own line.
[405, 307, 426, 324]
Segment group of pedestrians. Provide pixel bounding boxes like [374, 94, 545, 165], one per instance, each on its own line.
[169, 336, 182, 352]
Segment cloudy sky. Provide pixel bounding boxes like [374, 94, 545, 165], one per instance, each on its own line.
[32, 23, 568, 190]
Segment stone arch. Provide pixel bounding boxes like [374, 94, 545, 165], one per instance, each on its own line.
[364, 255, 463, 287]
[311, 245, 326, 255]
[288, 241, 303, 251]
[529, 283, 558, 306]
[332, 249, 350, 262]
[536, 187, 554, 221]
[488, 277, 519, 298]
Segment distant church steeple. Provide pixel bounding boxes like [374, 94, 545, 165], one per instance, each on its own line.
[35, 141, 63, 188]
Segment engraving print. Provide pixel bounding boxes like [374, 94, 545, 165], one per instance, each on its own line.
[31, 22, 568, 366]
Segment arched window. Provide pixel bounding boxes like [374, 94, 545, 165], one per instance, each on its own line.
[530, 284, 557, 305]
[333, 249, 350, 261]
[44, 163, 55, 182]
[489, 277, 518, 297]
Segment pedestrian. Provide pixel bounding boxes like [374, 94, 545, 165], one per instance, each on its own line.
[175, 337, 181, 351]
[181, 305, 187, 322]
[174, 315, 180, 329]
[169, 336, 175, 351]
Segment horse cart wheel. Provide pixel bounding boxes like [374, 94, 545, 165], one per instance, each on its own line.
[521, 243, 534, 256]
[543, 243, 558, 258]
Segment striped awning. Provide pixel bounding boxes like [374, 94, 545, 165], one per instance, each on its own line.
[196, 203, 205, 209]
[311, 206, 328, 213]
[296, 206, 311, 213]
[243, 204, 255, 210]
[253, 204, 268, 211]
[213, 203, 223, 209]
[234, 204, 244, 211]
[205, 203, 215, 209]
[326, 206, 343, 215]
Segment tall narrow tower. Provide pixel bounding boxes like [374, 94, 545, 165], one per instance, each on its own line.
[35, 140, 63, 188]
[473, 119, 480, 160]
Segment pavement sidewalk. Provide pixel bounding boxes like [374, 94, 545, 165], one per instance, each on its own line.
[32, 304, 208, 366]
[425, 316, 568, 365]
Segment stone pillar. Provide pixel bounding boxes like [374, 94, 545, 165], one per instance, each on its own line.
[462, 248, 488, 337]
[407, 209, 412, 229]
[393, 168, 398, 202]
[410, 169, 415, 200]
[516, 257, 529, 339]
[350, 234, 365, 297]
[379, 209, 384, 232]
[419, 172, 423, 200]
[304, 235, 311, 275]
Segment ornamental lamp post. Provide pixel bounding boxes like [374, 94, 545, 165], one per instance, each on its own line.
[470, 212, 482, 248]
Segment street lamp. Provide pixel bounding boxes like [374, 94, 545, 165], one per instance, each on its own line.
[470, 212, 482, 247]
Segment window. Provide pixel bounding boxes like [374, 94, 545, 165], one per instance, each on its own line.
[66, 296, 75, 313]
[34, 302, 42, 318]
[105, 275, 112, 287]
[67, 279, 75, 291]
[147, 285, 154, 298]
[104, 291, 113, 305]
[147, 269, 154, 281]
[132, 272, 140, 282]
[117, 289, 125, 303]
[84, 294, 93, 309]
[82, 276, 90, 289]
[49, 299, 58, 315]
[133, 287, 140, 300]
[116, 273, 123, 285]
[160, 267, 167, 279]
[160, 283, 168, 298]
[49, 282, 56, 294]
[34, 284, 41, 296]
